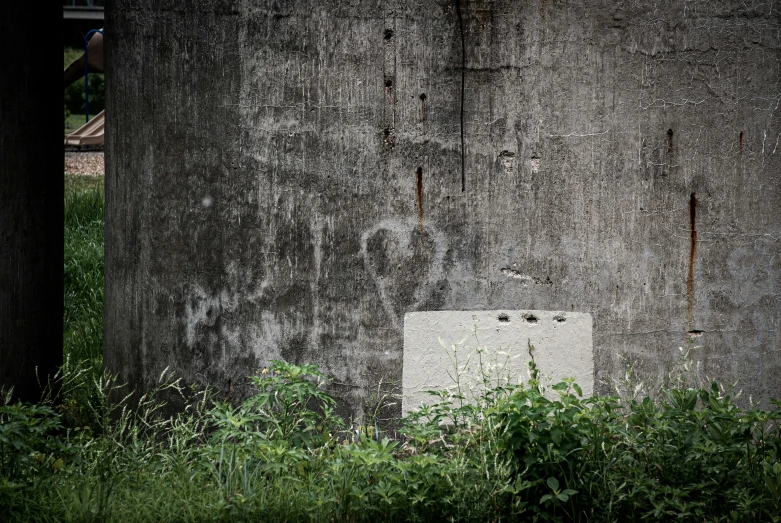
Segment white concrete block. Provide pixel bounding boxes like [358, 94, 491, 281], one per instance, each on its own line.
[402, 310, 593, 415]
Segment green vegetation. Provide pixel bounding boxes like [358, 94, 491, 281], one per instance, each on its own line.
[2, 355, 780, 522]
[62, 175, 104, 426]
[64, 174, 103, 366]
[65, 113, 87, 134]
[64, 47, 105, 124]
[0, 177, 778, 522]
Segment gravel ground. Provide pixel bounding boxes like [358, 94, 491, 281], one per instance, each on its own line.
[65, 151, 104, 176]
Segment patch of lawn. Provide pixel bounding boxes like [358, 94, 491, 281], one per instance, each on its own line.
[64, 113, 87, 134]
[63, 174, 104, 372]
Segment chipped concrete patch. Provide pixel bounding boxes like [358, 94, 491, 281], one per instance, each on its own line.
[402, 310, 593, 415]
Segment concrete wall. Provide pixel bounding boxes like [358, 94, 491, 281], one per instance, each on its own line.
[105, 0, 781, 417]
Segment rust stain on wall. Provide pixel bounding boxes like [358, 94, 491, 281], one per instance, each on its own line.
[687, 192, 697, 328]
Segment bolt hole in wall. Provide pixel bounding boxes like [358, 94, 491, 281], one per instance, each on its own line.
[384, 28, 393, 40]
[497, 313, 563, 324]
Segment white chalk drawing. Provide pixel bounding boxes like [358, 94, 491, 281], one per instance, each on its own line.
[182, 262, 270, 351]
[360, 218, 447, 330]
[184, 284, 221, 348]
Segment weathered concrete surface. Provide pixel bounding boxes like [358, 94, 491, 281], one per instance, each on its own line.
[0, 5, 64, 401]
[402, 310, 593, 414]
[106, 0, 781, 417]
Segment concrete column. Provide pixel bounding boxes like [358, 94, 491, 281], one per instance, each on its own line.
[106, 0, 781, 415]
[0, 5, 64, 402]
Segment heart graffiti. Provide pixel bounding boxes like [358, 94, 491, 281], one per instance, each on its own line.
[360, 218, 447, 330]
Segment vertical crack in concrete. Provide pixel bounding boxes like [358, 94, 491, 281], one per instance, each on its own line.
[416, 167, 424, 227]
[739, 131, 743, 157]
[382, 13, 396, 152]
[687, 192, 697, 329]
[455, 0, 465, 192]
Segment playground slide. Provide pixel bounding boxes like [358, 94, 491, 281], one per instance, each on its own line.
[65, 110, 104, 147]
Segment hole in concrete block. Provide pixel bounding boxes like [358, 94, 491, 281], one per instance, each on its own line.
[553, 315, 566, 323]
[688, 329, 704, 337]
[384, 29, 394, 40]
[498, 313, 510, 322]
[523, 313, 538, 324]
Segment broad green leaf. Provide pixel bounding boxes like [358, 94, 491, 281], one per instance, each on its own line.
[547, 477, 559, 491]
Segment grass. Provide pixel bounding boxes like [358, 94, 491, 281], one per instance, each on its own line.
[64, 174, 103, 365]
[2, 355, 780, 522]
[62, 175, 104, 423]
[65, 113, 87, 134]
[0, 178, 778, 522]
